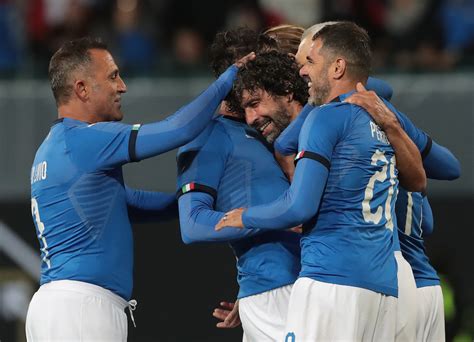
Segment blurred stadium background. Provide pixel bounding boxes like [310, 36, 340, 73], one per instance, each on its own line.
[0, 0, 472, 341]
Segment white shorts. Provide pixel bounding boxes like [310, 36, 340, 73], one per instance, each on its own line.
[395, 251, 418, 342]
[239, 284, 292, 342]
[284, 277, 397, 342]
[26, 280, 129, 342]
[416, 285, 445, 341]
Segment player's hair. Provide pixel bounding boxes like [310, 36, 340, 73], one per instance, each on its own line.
[312, 22, 372, 80]
[263, 24, 304, 55]
[49, 37, 108, 106]
[301, 21, 339, 41]
[209, 28, 278, 116]
[209, 27, 277, 77]
[230, 50, 308, 113]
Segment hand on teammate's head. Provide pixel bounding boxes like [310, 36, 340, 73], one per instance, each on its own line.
[234, 52, 256, 68]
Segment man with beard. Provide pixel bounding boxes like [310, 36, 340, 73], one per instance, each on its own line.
[216, 22, 429, 340]
[176, 29, 302, 341]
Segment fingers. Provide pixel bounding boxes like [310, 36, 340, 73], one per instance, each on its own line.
[215, 208, 245, 231]
[218, 301, 235, 310]
[235, 52, 256, 68]
[356, 82, 367, 92]
[215, 217, 227, 231]
[213, 308, 230, 321]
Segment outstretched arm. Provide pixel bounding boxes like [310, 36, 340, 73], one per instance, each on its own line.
[216, 105, 340, 231]
[126, 187, 178, 223]
[216, 158, 328, 230]
[132, 53, 256, 161]
[179, 192, 262, 243]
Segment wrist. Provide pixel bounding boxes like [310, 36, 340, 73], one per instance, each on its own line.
[382, 118, 402, 133]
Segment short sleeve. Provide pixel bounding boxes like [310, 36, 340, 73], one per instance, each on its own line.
[176, 123, 231, 199]
[66, 121, 139, 170]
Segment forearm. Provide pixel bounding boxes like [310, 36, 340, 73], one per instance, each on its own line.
[134, 65, 238, 160]
[179, 193, 262, 244]
[126, 187, 178, 223]
[243, 159, 328, 230]
[384, 121, 426, 192]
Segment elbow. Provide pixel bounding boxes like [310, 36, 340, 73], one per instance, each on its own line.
[179, 217, 199, 244]
[446, 162, 461, 180]
[180, 229, 197, 245]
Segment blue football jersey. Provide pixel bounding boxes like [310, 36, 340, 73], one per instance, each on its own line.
[31, 118, 139, 300]
[176, 116, 300, 299]
[396, 188, 440, 287]
[296, 93, 399, 297]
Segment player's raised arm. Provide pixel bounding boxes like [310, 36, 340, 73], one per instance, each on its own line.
[345, 83, 427, 192]
[131, 52, 256, 161]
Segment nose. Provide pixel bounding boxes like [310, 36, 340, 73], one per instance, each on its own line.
[118, 76, 127, 93]
[245, 107, 258, 126]
[299, 64, 308, 78]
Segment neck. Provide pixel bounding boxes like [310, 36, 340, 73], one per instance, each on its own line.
[58, 102, 96, 123]
[325, 78, 359, 103]
[288, 101, 303, 122]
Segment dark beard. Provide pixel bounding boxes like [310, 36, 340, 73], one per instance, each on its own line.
[265, 107, 292, 143]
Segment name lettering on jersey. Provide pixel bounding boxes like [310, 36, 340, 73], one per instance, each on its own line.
[370, 121, 389, 145]
[31, 161, 47, 184]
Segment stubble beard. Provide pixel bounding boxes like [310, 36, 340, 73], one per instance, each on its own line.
[265, 107, 292, 143]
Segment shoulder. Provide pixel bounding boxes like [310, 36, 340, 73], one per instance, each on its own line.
[305, 102, 353, 128]
[178, 118, 226, 154]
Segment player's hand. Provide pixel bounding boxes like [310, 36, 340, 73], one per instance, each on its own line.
[215, 208, 245, 231]
[344, 82, 400, 130]
[234, 52, 256, 68]
[288, 224, 303, 234]
[213, 300, 241, 328]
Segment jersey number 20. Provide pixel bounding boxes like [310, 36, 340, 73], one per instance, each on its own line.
[362, 149, 396, 230]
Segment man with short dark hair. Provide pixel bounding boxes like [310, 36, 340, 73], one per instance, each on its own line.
[26, 36, 253, 341]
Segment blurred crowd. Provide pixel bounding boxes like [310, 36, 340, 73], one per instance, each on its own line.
[0, 0, 473, 78]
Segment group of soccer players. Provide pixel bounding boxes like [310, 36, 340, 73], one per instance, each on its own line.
[27, 19, 460, 342]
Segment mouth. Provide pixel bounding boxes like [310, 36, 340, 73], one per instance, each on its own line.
[256, 119, 273, 137]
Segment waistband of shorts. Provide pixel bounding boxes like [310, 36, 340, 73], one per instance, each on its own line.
[39, 280, 128, 309]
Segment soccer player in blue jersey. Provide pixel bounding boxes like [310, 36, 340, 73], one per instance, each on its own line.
[176, 29, 303, 341]
[346, 87, 461, 341]
[216, 22, 430, 340]
[26, 37, 254, 341]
